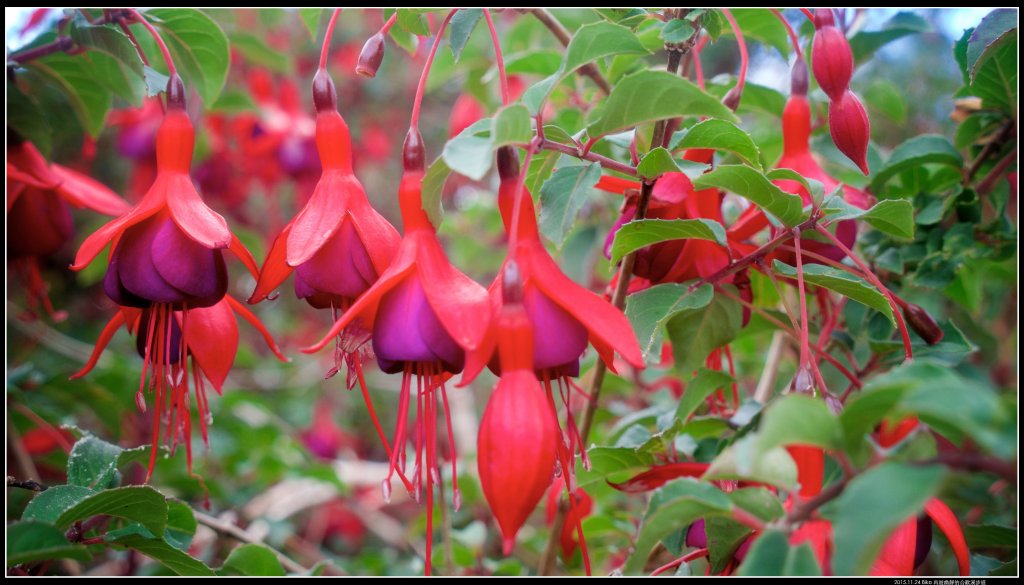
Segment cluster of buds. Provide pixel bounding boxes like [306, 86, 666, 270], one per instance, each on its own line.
[812, 9, 870, 175]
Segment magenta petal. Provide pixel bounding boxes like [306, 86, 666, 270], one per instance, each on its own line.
[294, 217, 375, 300]
[151, 218, 227, 305]
[104, 247, 150, 308]
[373, 276, 464, 374]
[522, 286, 588, 373]
[118, 218, 190, 305]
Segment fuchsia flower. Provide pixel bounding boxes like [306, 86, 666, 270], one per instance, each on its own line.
[7, 135, 129, 320]
[70, 75, 283, 478]
[303, 128, 491, 511]
[250, 70, 400, 382]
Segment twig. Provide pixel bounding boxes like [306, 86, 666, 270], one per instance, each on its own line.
[7, 36, 74, 65]
[8, 415, 42, 488]
[7, 476, 49, 492]
[924, 452, 1017, 485]
[525, 9, 612, 95]
[753, 331, 788, 403]
[783, 472, 852, 528]
[963, 120, 1015, 186]
[537, 498, 570, 576]
[193, 511, 308, 575]
[976, 148, 1017, 196]
[538, 138, 638, 177]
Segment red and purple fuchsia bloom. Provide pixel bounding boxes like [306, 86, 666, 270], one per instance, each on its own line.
[7, 132, 130, 320]
[70, 75, 286, 479]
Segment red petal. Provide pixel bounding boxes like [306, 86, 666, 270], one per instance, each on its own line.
[787, 445, 824, 498]
[229, 233, 260, 281]
[6, 177, 25, 212]
[789, 519, 833, 574]
[607, 462, 709, 493]
[249, 223, 294, 304]
[595, 175, 640, 195]
[300, 240, 417, 353]
[286, 171, 352, 266]
[71, 186, 166, 271]
[51, 164, 130, 216]
[875, 515, 917, 576]
[414, 230, 491, 353]
[166, 174, 231, 249]
[344, 181, 401, 276]
[924, 499, 970, 576]
[225, 296, 288, 362]
[523, 240, 644, 369]
[8, 141, 60, 188]
[727, 206, 769, 240]
[70, 309, 128, 379]
[458, 284, 501, 386]
[183, 300, 238, 391]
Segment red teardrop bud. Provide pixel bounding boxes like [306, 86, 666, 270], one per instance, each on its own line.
[496, 146, 520, 182]
[356, 32, 386, 78]
[166, 73, 186, 110]
[903, 303, 944, 345]
[791, 57, 809, 97]
[312, 69, 337, 113]
[722, 85, 742, 111]
[477, 371, 559, 555]
[813, 8, 835, 28]
[402, 127, 425, 173]
[812, 25, 853, 101]
[828, 90, 870, 175]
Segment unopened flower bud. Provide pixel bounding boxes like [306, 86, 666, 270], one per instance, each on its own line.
[791, 57, 809, 97]
[166, 74, 186, 110]
[312, 69, 337, 113]
[790, 365, 815, 395]
[828, 90, 870, 175]
[356, 32, 386, 78]
[722, 85, 742, 111]
[496, 146, 520, 181]
[812, 25, 853, 101]
[903, 303, 944, 345]
[402, 127, 425, 173]
[813, 8, 835, 28]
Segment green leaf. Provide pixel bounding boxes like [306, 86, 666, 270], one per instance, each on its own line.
[165, 500, 198, 551]
[522, 21, 649, 113]
[704, 438, 798, 490]
[218, 544, 286, 576]
[636, 147, 681, 180]
[27, 52, 111, 137]
[71, 23, 146, 106]
[969, 33, 1017, 112]
[624, 282, 714, 360]
[56, 486, 168, 537]
[869, 135, 964, 192]
[145, 9, 230, 106]
[538, 162, 602, 247]
[297, 9, 322, 39]
[6, 83, 53, 156]
[848, 12, 930, 64]
[676, 369, 735, 422]
[22, 485, 96, 524]
[728, 488, 785, 523]
[773, 261, 895, 326]
[822, 197, 916, 239]
[610, 218, 726, 265]
[502, 50, 563, 76]
[229, 31, 290, 73]
[143, 66, 170, 97]
[449, 9, 483, 62]
[7, 521, 91, 567]
[67, 435, 124, 489]
[492, 104, 532, 147]
[588, 71, 738, 137]
[666, 286, 742, 373]
[396, 9, 431, 37]
[694, 165, 804, 227]
[728, 9, 791, 57]
[964, 524, 1017, 549]
[661, 20, 695, 43]
[577, 446, 656, 488]
[625, 479, 734, 574]
[966, 9, 1018, 80]
[828, 463, 946, 576]
[864, 80, 907, 125]
[525, 149, 558, 195]
[442, 133, 493, 181]
[675, 119, 762, 170]
[108, 533, 215, 576]
[421, 157, 451, 228]
[706, 516, 753, 574]
[210, 89, 258, 113]
[756, 394, 842, 455]
[737, 530, 822, 576]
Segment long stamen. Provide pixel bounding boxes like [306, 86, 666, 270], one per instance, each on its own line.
[439, 381, 460, 511]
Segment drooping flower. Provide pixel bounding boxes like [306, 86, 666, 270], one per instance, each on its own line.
[250, 70, 400, 386]
[7, 133, 130, 320]
[303, 128, 490, 515]
[70, 75, 277, 478]
[477, 266, 560, 554]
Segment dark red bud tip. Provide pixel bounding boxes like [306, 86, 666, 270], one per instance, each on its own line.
[791, 58, 809, 97]
[166, 74, 186, 110]
[496, 146, 520, 181]
[312, 69, 337, 113]
[814, 9, 835, 28]
[402, 127, 425, 172]
[356, 32, 386, 78]
[501, 260, 523, 304]
[903, 303, 944, 345]
[790, 366, 815, 395]
[722, 86, 742, 112]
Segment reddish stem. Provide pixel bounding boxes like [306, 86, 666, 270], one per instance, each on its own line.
[483, 9, 509, 106]
[813, 224, 913, 361]
[794, 230, 812, 370]
[650, 548, 709, 576]
[770, 9, 803, 59]
[409, 10, 457, 130]
[319, 9, 340, 71]
[692, 34, 709, 89]
[380, 11, 398, 34]
[539, 139, 638, 177]
[129, 10, 176, 76]
[800, 8, 815, 23]
[118, 20, 150, 66]
[508, 140, 538, 252]
[721, 9, 748, 98]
